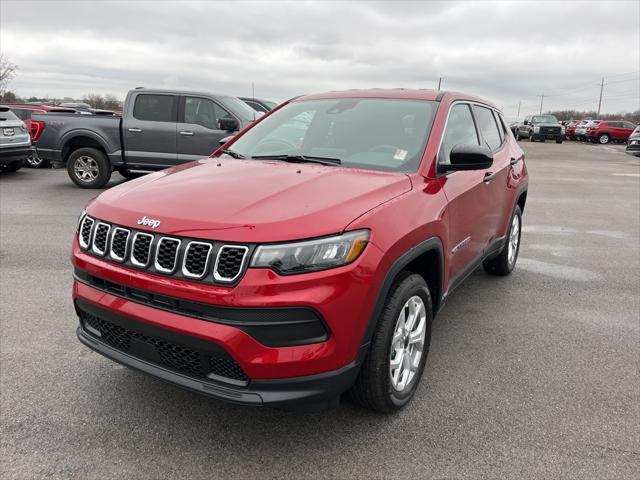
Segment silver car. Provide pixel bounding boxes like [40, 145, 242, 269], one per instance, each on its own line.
[0, 106, 31, 172]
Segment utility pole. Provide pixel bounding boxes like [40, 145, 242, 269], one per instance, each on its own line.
[538, 94, 544, 114]
[516, 101, 521, 119]
[597, 77, 604, 117]
[437, 77, 442, 90]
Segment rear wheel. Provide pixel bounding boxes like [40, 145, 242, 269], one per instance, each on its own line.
[529, 132, 536, 142]
[67, 147, 111, 188]
[483, 205, 522, 276]
[349, 273, 432, 413]
[0, 160, 23, 173]
[598, 134, 610, 144]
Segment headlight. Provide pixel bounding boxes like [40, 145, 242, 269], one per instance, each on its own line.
[251, 230, 370, 275]
[561, 126, 566, 134]
[533, 126, 540, 133]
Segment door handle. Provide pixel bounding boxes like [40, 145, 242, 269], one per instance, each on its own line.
[510, 157, 520, 165]
[179, 131, 194, 136]
[127, 128, 142, 133]
[483, 172, 497, 183]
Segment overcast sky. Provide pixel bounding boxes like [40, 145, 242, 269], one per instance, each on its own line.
[1, 0, 639, 118]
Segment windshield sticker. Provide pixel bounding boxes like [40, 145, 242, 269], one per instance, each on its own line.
[393, 149, 408, 161]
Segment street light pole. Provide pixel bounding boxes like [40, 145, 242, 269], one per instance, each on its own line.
[597, 77, 604, 117]
[539, 94, 544, 114]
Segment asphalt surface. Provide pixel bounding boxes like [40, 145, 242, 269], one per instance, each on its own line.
[1, 141, 639, 479]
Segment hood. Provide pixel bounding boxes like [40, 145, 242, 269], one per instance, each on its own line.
[87, 158, 412, 243]
[533, 122, 561, 127]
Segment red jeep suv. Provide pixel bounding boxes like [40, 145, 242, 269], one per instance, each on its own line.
[73, 89, 528, 412]
[585, 120, 637, 144]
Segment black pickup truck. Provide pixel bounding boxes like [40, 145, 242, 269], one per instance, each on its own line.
[34, 88, 257, 188]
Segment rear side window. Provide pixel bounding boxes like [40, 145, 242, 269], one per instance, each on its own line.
[133, 94, 176, 122]
[474, 105, 503, 150]
[0, 109, 20, 121]
[439, 104, 479, 165]
[623, 122, 636, 129]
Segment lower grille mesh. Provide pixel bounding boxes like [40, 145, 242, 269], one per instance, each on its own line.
[82, 312, 249, 383]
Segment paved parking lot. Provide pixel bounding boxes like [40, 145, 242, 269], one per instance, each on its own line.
[1, 141, 639, 479]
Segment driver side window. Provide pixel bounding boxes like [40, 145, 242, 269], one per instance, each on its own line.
[184, 97, 231, 130]
[439, 104, 480, 165]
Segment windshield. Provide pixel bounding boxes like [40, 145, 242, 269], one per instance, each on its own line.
[220, 97, 260, 121]
[226, 98, 438, 172]
[531, 115, 559, 124]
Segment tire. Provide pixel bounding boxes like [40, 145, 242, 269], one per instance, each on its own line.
[67, 148, 111, 188]
[349, 272, 433, 413]
[0, 160, 23, 173]
[529, 133, 536, 142]
[24, 152, 50, 168]
[556, 137, 563, 144]
[515, 131, 521, 141]
[483, 205, 522, 276]
[598, 134, 610, 145]
[116, 167, 146, 180]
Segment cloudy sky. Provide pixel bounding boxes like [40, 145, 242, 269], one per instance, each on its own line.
[1, 0, 639, 118]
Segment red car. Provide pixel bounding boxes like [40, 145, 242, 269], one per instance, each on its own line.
[585, 120, 637, 144]
[6, 104, 75, 167]
[565, 120, 582, 140]
[73, 89, 528, 413]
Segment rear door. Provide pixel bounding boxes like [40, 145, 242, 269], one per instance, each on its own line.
[176, 96, 239, 163]
[472, 105, 513, 243]
[123, 93, 178, 167]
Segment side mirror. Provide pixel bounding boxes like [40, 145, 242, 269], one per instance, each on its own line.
[444, 144, 493, 172]
[218, 135, 234, 146]
[523, 120, 529, 125]
[218, 117, 239, 132]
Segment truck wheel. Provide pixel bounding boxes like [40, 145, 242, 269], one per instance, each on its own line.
[598, 134, 610, 144]
[515, 131, 522, 141]
[529, 133, 536, 142]
[349, 272, 432, 413]
[25, 152, 50, 168]
[483, 205, 522, 276]
[0, 160, 23, 173]
[556, 137, 563, 144]
[67, 148, 111, 188]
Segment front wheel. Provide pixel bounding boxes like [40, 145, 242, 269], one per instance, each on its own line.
[556, 137, 563, 144]
[483, 205, 522, 276]
[67, 148, 111, 188]
[349, 273, 432, 413]
[529, 133, 536, 142]
[598, 134, 610, 144]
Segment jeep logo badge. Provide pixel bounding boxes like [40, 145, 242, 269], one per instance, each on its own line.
[137, 216, 161, 229]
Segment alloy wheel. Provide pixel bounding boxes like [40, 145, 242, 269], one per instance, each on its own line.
[73, 156, 99, 182]
[508, 213, 520, 266]
[389, 295, 427, 392]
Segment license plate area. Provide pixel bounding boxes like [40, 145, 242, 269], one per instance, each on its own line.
[2, 128, 15, 136]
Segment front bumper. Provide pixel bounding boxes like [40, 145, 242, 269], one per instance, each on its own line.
[625, 140, 640, 156]
[0, 146, 31, 164]
[76, 300, 363, 408]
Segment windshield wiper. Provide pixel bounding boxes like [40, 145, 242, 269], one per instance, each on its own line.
[251, 154, 341, 166]
[220, 149, 246, 159]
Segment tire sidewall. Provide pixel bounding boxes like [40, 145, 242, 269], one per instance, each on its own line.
[67, 148, 111, 188]
[599, 134, 610, 144]
[506, 206, 523, 272]
[379, 275, 433, 409]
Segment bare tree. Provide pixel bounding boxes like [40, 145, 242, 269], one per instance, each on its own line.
[82, 93, 106, 109]
[0, 53, 18, 98]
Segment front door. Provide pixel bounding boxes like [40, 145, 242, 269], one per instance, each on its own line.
[439, 103, 496, 281]
[176, 96, 239, 163]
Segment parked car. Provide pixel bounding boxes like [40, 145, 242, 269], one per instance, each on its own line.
[575, 120, 599, 141]
[585, 120, 637, 144]
[515, 114, 564, 143]
[0, 106, 31, 173]
[72, 88, 528, 413]
[509, 121, 519, 135]
[239, 97, 278, 113]
[6, 104, 76, 167]
[625, 125, 640, 156]
[33, 88, 257, 188]
[565, 120, 582, 140]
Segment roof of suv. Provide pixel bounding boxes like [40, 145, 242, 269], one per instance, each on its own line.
[293, 89, 501, 111]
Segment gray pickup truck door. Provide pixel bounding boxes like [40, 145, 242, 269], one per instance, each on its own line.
[176, 96, 239, 162]
[123, 93, 178, 167]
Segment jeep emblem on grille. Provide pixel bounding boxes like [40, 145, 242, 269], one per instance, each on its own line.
[137, 216, 161, 229]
